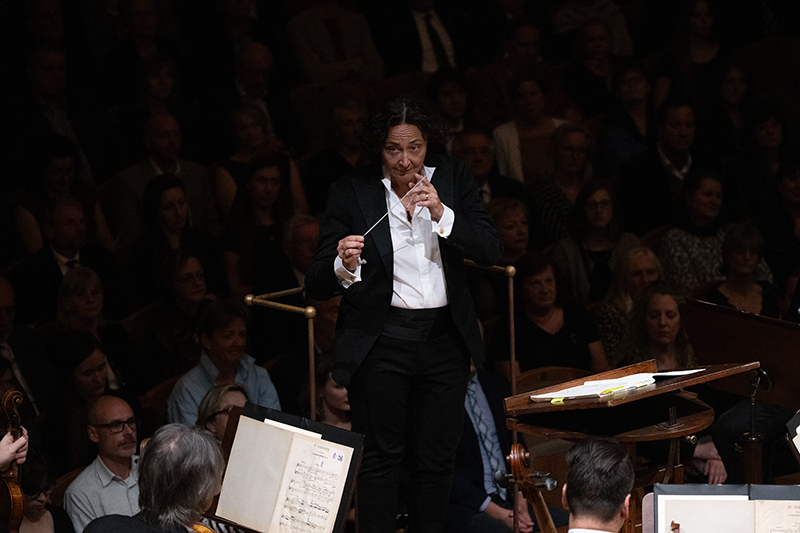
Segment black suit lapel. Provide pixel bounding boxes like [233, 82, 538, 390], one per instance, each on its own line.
[353, 177, 393, 276]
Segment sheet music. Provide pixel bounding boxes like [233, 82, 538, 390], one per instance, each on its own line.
[755, 500, 800, 533]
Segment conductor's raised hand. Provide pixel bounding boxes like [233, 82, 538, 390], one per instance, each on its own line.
[407, 174, 444, 222]
[337, 235, 364, 272]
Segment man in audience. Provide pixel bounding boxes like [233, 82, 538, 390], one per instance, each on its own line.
[617, 97, 697, 236]
[562, 437, 634, 533]
[452, 127, 526, 206]
[0, 276, 55, 419]
[64, 395, 141, 532]
[283, 215, 320, 290]
[10, 198, 128, 325]
[167, 299, 280, 425]
[109, 113, 220, 240]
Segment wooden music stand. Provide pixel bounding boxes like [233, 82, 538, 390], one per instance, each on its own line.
[504, 360, 758, 533]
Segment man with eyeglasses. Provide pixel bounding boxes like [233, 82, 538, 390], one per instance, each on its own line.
[64, 395, 140, 532]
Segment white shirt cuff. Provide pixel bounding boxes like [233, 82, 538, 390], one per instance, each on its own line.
[478, 496, 492, 513]
[334, 255, 361, 288]
[431, 204, 454, 238]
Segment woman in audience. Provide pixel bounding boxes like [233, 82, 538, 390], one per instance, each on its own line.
[20, 451, 74, 533]
[127, 174, 223, 307]
[140, 251, 216, 390]
[553, 181, 639, 306]
[530, 123, 594, 246]
[653, 0, 730, 107]
[489, 251, 607, 380]
[223, 153, 298, 299]
[659, 172, 772, 295]
[493, 75, 566, 188]
[700, 223, 780, 317]
[309, 353, 351, 431]
[196, 384, 249, 441]
[592, 246, 662, 367]
[12, 134, 115, 255]
[211, 104, 308, 218]
[562, 18, 618, 120]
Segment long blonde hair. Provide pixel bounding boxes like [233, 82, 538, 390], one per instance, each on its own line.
[604, 247, 662, 313]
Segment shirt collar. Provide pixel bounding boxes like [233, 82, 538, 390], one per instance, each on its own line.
[657, 143, 691, 180]
[199, 351, 254, 381]
[50, 246, 79, 267]
[96, 454, 138, 487]
[149, 157, 181, 176]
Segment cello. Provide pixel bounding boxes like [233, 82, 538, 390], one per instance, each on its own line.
[0, 390, 24, 533]
[507, 443, 557, 533]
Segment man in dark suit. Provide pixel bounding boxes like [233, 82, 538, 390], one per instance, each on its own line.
[10, 197, 128, 325]
[616, 97, 696, 236]
[306, 96, 501, 533]
[452, 127, 526, 206]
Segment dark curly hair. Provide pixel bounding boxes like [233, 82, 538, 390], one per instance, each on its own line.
[360, 95, 447, 156]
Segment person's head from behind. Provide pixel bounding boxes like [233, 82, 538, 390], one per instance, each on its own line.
[57, 330, 108, 401]
[88, 395, 137, 462]
[199, 299, 249, 370]
[283, 215, 319, 275]
[487, 198, 529, 258]
[144, 113, 181, 162]
[196, 384, 248, 441]
[141, 174, 188, 236]
[721, 223, 763, 278]
[657, 97, 695, 155]
[452, 127, 495, 184]
[57, 266, 104, 327]
[164, 250, 207, 309]
[563, 437, 633, 532]
[43, 197, 87, 257]
[138, 424, 224, 528]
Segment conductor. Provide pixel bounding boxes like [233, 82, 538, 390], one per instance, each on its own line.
[306, 95, 502, 533]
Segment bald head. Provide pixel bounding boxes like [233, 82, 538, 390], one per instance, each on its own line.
[88, 396, 137, 461]
[236, 43, 273, 98]
[0, 278, 14, 343]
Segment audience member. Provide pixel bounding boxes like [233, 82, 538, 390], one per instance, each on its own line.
[759, 156, 800, 289]
[595, 61, 656, 179]
[553, 181, 639, 306]
[489, 252, 607, 379]
[302, 99, 368, 216]
[109, 113, 220, 240]
[84, 424, 224, 533]
[659, 172, 772, 295]
[309, 352, 350, 430]
[452, 128, 525, 207]
[562, 437, 634, 533]
[592, 247, 661, 367]
[700, 223, 780, 317]
[493, 75, 566, 188]
[195, 383, 248, 441]
[426, 69, 467, 154]
[287, 0, 384, 84]
[167, 299, 280, 425]
[0, 276, 55, 419]
[617, 97, 697, 236]
[12, 134, 115, 256]
[553, 0, 633, 58]
[20, 451, 75, 533]
[11, 197, 128, 326]
[529, 123, 593, 247]
[64, 395, 140, 532]
[283, 215, 320, 290]
[127, 174, 223, 307]
[561, 18, 619, 120]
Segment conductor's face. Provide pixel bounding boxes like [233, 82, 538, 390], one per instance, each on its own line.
[382, 124, 427, 184]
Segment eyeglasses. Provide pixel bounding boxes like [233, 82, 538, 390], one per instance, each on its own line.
[208, 405, 237, 421]
[90, 417, 137, 434]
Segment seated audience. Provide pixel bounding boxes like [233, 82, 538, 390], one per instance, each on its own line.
[451, 127, 525, 207]
[302, 100, 368, 216]
[12, 134, 114, 256]
[493, 75, 566, 188]
[561, 437, 634, 533]
[592, 247, 662, 367]
[553, 1, 633, 58]
[167, 299, 280, 425]
[108, 113, 220, 241]
[553, 181, 639, 306]
[20, 451, 75, 533]
[211, 104, 308, 218]
[195, 383, 248, 441]
[283, 215, 320, 291]
[11, 197, 128, 326]
[64, 395, 140, 532]
[127, 174, 223, 307]
[310, 353, 351, 430]
[426, 68, 467, 154]
[700, 224, 780, 317]
[530, 123, 593, 247]
[659, 172, 771, 295]
[617, 98, 697, 236]
[84, 424, 224, 533]
[287, 0, 384, 84]
[489, 252, 607, 378]
[759, 156, 800, 290]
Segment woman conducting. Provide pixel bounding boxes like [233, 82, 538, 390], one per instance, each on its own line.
[306, 95, 501, 533]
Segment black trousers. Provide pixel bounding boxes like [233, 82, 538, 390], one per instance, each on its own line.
[349, 307, 471, 533]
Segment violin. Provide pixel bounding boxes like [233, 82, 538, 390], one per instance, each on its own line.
[507, 443, 557, 533]
[0, 390, 24, 533]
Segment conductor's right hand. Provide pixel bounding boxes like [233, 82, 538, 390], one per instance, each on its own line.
[338, 235, 364, 272]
